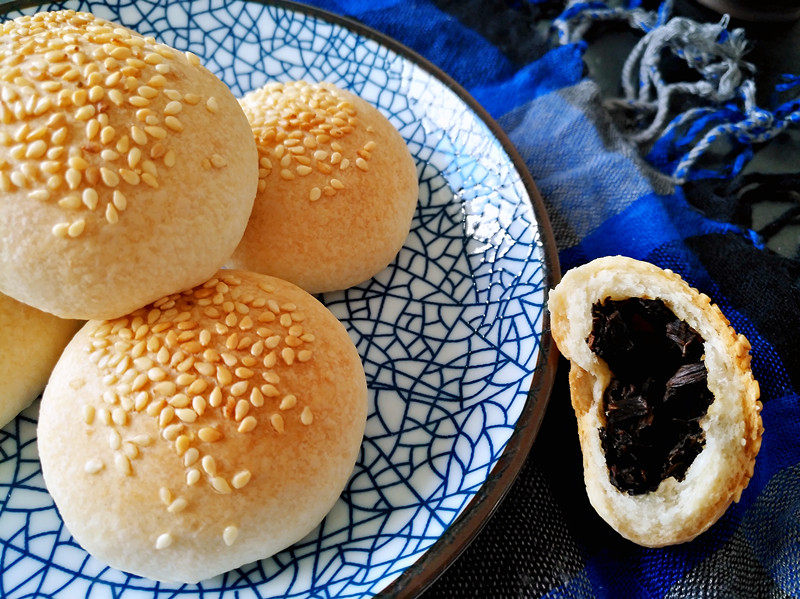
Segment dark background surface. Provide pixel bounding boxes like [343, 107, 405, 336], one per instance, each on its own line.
[421, 1, 800, 597]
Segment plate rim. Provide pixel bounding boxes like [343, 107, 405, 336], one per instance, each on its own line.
[0, 0, 562, 596]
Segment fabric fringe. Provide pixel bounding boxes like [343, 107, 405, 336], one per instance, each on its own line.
[552, 0, 800, 183]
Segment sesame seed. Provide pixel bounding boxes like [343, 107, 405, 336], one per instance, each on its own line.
[168, 394, 190, 408]
[300, 406, 314, 425]
[364, 140, 377, 151]
[210, 153, 227, 168]
[206, 96, 219, 113]
[270, 413, 285, 433]
[175, 434, 191, 454]
[230, 381, 249, 398]
[222, 525, 239, 546]
[297, 350, 312, 362]
[184, 93, 200, 105]
[164, 116, 182, 131]
[234, 399, 250, 421]
[167, 497, 188, 514]
[162, 423, 184, 441]
[330, 178, 344, 189]
[111, 407, 128, 426]
[83, 405, 96, 425]
[142, 173, 159, 188]
[155, 533, 173, 550]
[186, 468, 201, 486]
[238, 416, 257, 433]
[114, 453, 132, 476]
[356, 157, 369, 171]
[145, 125, 167, 139]
[84, 459, 104, 474]
[130, 126, 147, 145]
[183, 447, 200, 467]
[176, 408, 197, 423]
[133, 434, 153, 446]
[209, 387, 223, 407]
[340, 158, 350, 170]
[116, 169, 138, 186]
[210, 477, 232, 494]
[123, 442, 139, 460]
[67, 219, 86, 238]
[163, 100, 182, 115]
[281, 347, 295, 365]
[202, 455, 217, 476]
[106, 203, 119, 224]
[279, 394, 297, 410]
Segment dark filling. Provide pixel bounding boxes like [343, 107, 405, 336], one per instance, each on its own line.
[587, 298, 713, 495]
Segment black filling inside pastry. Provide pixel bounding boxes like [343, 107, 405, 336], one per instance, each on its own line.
[587, 298, 714, 495]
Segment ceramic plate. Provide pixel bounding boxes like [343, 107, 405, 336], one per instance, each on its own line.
[0, 1, 559, 597]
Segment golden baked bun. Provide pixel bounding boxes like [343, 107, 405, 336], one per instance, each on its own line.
[229, 81, 418, 293]
[0, 11, 258, 320]
[549, 256, 762, 547]
[0, 291, 80, 428]
[38, 270, 367, 583]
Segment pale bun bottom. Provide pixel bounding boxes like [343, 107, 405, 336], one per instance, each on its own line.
[0, 292, 79, 429]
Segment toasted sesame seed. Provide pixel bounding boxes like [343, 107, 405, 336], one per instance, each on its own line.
[201, 455, 217, 476]
[279, 394, 297, 410]
[155, 533, 173, 550]
[222, 525, 239, 546]
[210, 153, 227, 168]
[176, 408, 197, 423]
[175, 434, 191, 454]
[237, 416, 257, 433]
[210, 477, 232, 494]
[183, 447, 200, 467]
[281, 347, 295, 365]
[297, 350, 313, 362]
[123, 442, 139, 460]
[130, 126, 147, 145]
[270, 413, 285, 433]
[111, 407, 128, 426]
[162, 423, 184, 441]
[209, 387, 223, 408]
[67, 219, 86, 238]
[145, 125, 167, 139]
[83, 405, 96, 425]
[114, 453, 132, 476]
[84, 459, 104, 474]
[206, 96, 220, 113]
[364, 140, 377, 151]
[185, 468, 200, 486]
[330, 178, 344, 189]
[300, 406, 314, 425]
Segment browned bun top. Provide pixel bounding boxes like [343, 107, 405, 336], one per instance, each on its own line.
[37, 270, 367, 583]
[230, 80, 418, 293]
[0, 10, 258, 320]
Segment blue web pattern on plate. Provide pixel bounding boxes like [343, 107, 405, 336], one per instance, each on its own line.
[0, 1, 547, 597]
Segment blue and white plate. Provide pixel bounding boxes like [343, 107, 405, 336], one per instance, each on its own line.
[0, 1, 558, 597]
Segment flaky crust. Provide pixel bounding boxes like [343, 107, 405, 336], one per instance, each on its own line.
[0, 11, 257, 319]
[229, 81, 418, 293]
[38, 270, 367, 582]
[549, 256, 762, 547]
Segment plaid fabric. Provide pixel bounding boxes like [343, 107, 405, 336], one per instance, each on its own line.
[303, 0, 800, 596]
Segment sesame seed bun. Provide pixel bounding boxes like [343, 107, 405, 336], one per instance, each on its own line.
[229, 81, 418, 293]
[37, 270, 367, 583]
[0, 11, 258, 320]
[0, 291, 80, 428]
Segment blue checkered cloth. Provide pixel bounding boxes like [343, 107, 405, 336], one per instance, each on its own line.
[306, 1, 800, 596]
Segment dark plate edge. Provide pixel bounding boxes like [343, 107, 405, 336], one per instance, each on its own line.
[0, 1, 562, 597]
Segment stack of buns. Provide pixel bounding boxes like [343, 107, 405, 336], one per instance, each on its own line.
[1, 8, 418, 584]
